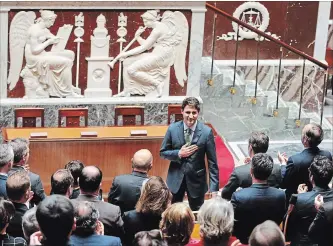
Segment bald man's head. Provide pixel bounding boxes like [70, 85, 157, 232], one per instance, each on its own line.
[132, 149, 153, 172]
[301, 123, 323, 148]
[249, 220, 285, 246]
[79, 166, 102, 193]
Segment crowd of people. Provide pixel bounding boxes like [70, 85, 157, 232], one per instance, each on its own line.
[0, 97, 332, 246]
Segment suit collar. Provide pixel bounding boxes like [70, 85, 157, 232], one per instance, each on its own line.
[12, 201, 29, 210]
[251, 183, 269, 188]
[313, 186, 331, 192]
[77, 194, 99, 202]
[302, 147, 320, 153]
[132, 171, 148, 178]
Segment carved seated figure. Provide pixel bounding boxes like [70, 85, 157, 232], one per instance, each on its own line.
[7, 10, 81, 98]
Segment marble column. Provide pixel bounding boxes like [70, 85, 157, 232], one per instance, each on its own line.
[187, 7, 206, 97]
[0, 8, 9, 99]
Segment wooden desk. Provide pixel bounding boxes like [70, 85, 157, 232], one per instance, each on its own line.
[2, 126, 170, 195]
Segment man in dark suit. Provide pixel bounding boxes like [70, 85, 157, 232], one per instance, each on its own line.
[286, 155, 333, 245]
[0, 144, 14, 199]
[51, 169, 74, 198]
[108, 149, 152, 213]
[9, 138, 46, 205]
[73, 166, 124, 238]
[160, 97, 219, 211]
[6, 170, 34, 238]
[70, 201, 121, 245]
[222, 132, 282, 200]
[279, 123, 332, 201]
[231, 153, 286, 244]
[65, 160, 84, 199]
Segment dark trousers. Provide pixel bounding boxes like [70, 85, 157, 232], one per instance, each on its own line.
[171, 176, 204, 211]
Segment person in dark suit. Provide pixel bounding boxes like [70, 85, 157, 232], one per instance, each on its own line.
[286, 155, 333, 245]
[70, 201, 121, 246]
[123, 176, 172, 246]
[231, 153, 286, 244]
[108, 149, 152, 214]
[9, 138, 46, 205]
[222, 132, 282, 200]
[73, 166, 124, 238]
[0, 198, 27, 246]
[278, 123, 332, 201]
[6, 170, 34, 238]
[65, 160, 84, 199]
[0, 144, 14, 199]
[160, 97, 219, 211]
[308, 198, 333, 246]
[50, 169, 74, 197]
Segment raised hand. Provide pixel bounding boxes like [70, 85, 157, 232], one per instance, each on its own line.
[297, 183, 308, 194]
[314, 194, 324, 211]
[277, 151, 288, 164]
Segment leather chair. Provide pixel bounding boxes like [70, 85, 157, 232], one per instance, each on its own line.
[14, 108, 44, 127]
[167, 104, 182, 124]
[58, 108, 88, 127]
[114, 106, 144, 126]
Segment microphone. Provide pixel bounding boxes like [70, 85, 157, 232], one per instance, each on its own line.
[283, 194, 298, 236]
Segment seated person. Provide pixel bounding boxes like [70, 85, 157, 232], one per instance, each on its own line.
[0, 198, 27, 245]
[65, 160, 84, 199]
[222, 132, 282, 200]
[108, 149, 152, 213]
[72, 166, 124, 237]
[70, 201, 121, 245]
[9, 138, 46, 205]
[123, 176, 172, 245]
[188, 196, 234, 246]
[231, 153, 286, 244]
[160, 202, 195, 246]
[34, 195, 76, 246]
[133, 230, 167, 246]
[286, 155, 333, 245]
[22, 206, 39, 242]
[249, 220, 285, 246]
[50, 169, 74, 198]
[6, 170, 33, 238]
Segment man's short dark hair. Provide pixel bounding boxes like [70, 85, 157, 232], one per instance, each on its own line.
[51, 169, 74, 195]
[74, 201, 99, 236]
[249, 132, 269, 154]
[302, 123, 323, 148]
[6, 170, 30, 201]
[134, 230, 167, 246]
[9, 138, 29, 164]
[181, 97, 200, 112]
[22, 206, 39, 240]
[65, 160, 84, 186]
[36, 195, 74, 245]
[249, 220, 285, 246]
[79, 166, 102, 193]
[309, 155, 333, 188]
[251, 153, 273, 180]
[0, 198, 15, 231]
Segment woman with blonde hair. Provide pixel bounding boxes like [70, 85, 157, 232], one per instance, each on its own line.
[160, 202, 195, 245]
[123, 176, 172, 245]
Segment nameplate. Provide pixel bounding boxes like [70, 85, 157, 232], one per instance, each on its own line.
[30, 132, 48, 138]
[130, 130, 147, 136]
[81, 131, 98, 137]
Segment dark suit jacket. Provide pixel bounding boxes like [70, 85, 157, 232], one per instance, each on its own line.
[108, 171, 148, 213]
[8, 165, 46, 205]
[231, 183, 286, 244]
[308, 200, 333, 246]
[222, 163, 282, 200]
[123, 210, 161, 246]
[287, 187, 333, 245]
[160, 121, 219, 198]
[0, 234, 27, 246]
[281, 148, 332, 201]
[7, 202, 29, 238]
[70, 234, 121, 246]
[73, 194, 124, 238]
[0, 174, 8, 199]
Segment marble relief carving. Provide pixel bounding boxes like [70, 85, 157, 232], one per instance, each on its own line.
[7, 10, 82, 98]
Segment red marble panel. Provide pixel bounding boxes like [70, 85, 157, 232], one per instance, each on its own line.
[204, 1, 319, 60]
[7, 9, 191, 98]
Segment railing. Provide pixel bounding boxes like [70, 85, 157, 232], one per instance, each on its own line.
[206, 3, 329, 126]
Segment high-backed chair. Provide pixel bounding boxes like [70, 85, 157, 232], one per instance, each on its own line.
[14, 108, 44, 127]
[114, 106, 144, 126]
[58, 108, 88, 127]
[167, 104, 182, 124]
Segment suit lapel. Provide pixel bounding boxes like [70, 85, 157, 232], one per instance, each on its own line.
[177, 121, 186, 146]
[191, 121, 203, 145]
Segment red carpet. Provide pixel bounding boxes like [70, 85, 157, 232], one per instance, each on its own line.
[215, 135, 235, 188]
